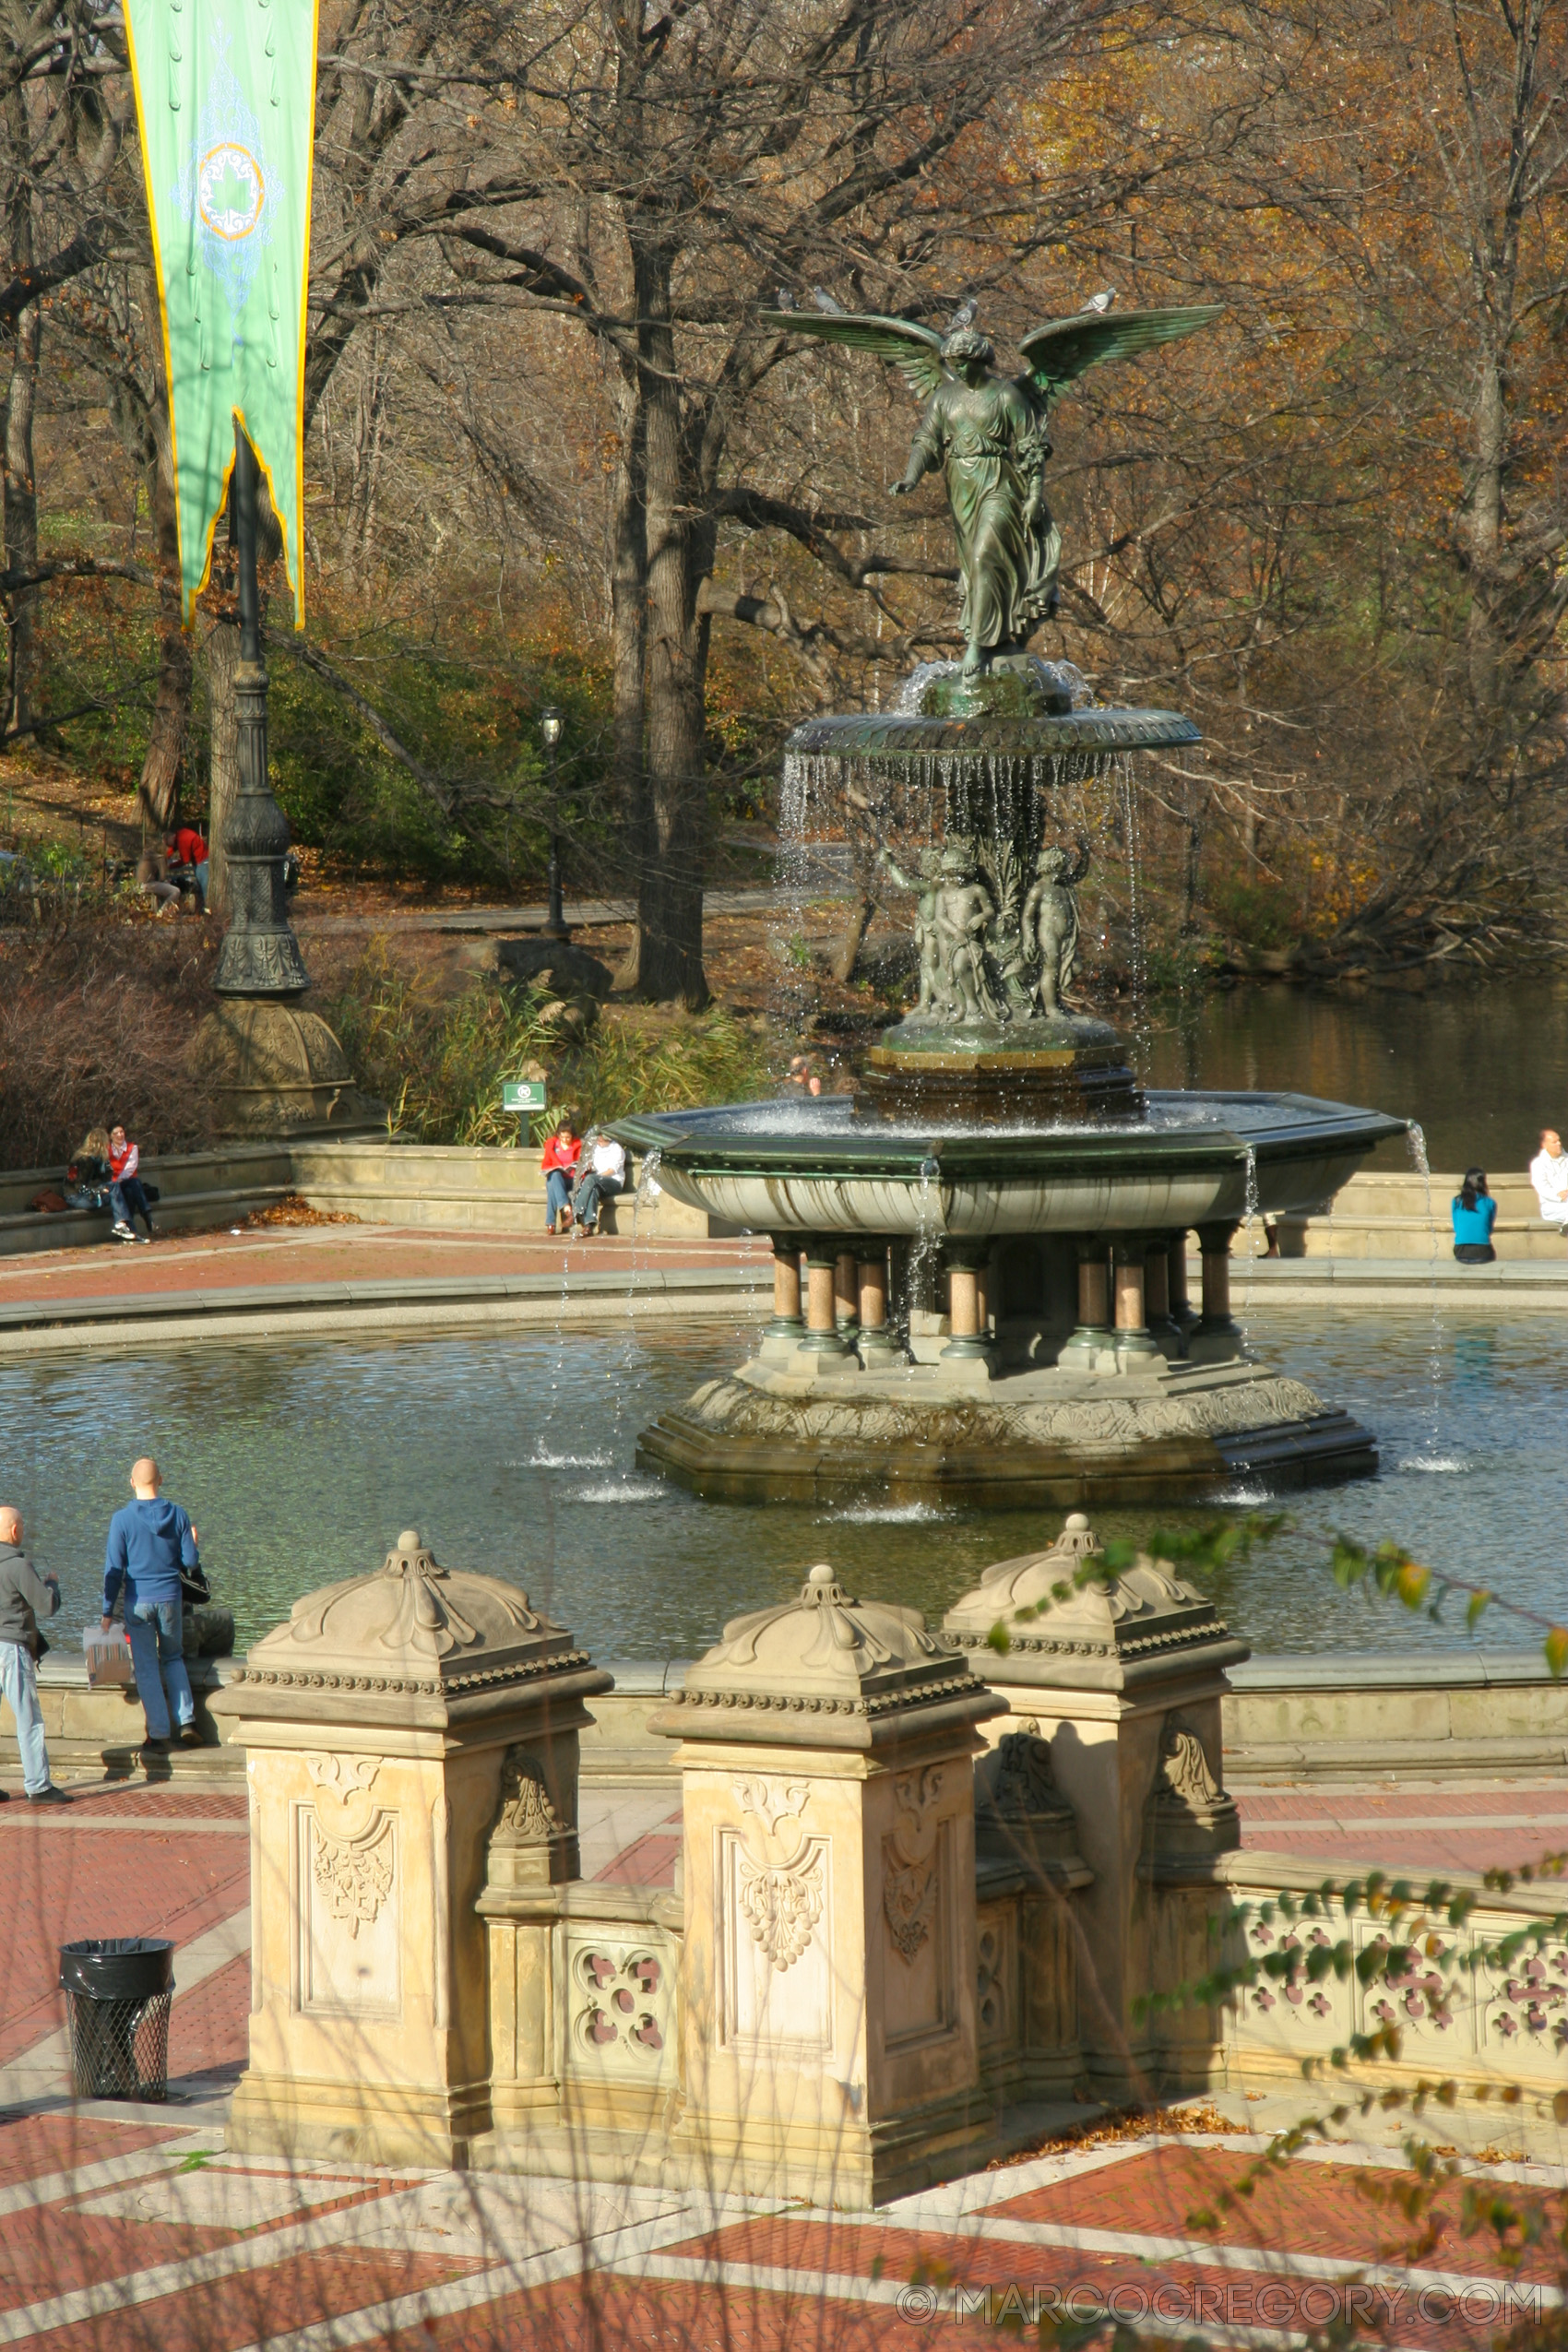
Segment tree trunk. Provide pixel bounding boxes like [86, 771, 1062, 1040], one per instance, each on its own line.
[203, 614, 241, 920]
[626, 240, 709, 1007]
[137, 396, 191, 829]
[2, 300, 40, 736]
[608, 391, 649, 992]
[1463, 353, 1506, 722]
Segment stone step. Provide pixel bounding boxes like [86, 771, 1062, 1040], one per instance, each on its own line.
[0, 1138, 719, 1253]
[1266, 1167, 1562, 1259]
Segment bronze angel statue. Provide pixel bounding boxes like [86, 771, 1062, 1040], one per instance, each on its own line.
[761, 299, 1220, 682]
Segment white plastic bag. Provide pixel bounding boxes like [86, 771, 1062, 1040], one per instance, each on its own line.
[82, 1624, 133, 1687]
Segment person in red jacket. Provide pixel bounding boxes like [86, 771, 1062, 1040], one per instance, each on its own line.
[540, 1115, 580, 1235]
[165, 825, 209, 912]
[107, 1124, 155, 1243]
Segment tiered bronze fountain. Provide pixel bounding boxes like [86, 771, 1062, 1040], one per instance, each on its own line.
[615, 298, 1404, 1505]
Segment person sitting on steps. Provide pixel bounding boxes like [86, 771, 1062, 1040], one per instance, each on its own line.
[1529, 1128, 1568, 1239]
[101, 1457, 203, 1757]
[540, 1112, 580, 1236]
[574, 1129, 626, 1236]
[107, 1124, 155, 1243]
[1451, 1167, 1497, 1265]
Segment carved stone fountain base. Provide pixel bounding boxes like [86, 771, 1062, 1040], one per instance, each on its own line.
[858, 1008, 1138, 1127]
[636, 1351, 1375, 1509]
[860, 1025, 1140, 1126]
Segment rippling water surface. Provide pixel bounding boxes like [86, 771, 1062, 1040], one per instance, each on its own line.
[3, 1305, 1562, 1664]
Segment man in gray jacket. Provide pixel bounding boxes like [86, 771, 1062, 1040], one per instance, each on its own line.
[0, 1505, 68, 1804]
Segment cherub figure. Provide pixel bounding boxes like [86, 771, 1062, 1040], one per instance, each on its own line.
[877, 844, 944, 1013]
[1021, 837, 1090, 1016]
[933, 844, 1003, 1021]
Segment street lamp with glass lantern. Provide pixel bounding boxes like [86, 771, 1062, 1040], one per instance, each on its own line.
[540, 706, 569, 941]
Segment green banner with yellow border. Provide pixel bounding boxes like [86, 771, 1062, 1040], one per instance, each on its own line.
[125, 0, 319, 627]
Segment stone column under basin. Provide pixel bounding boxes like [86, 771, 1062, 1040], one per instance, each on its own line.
[209, 1528, 610, 2168]
[650, 1562, 1002, 2206]
[944, 1514, 1247, 2097]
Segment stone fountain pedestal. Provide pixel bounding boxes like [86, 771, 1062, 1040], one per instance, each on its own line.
[639, 1351, 1371, 1508]
[636, 1217, 1376, 1507]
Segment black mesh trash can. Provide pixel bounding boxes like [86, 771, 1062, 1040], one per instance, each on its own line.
[58, 1938, 175, 2101]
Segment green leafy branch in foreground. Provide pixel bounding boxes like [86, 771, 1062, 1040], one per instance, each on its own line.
[1029, 1515, 1568, 2351]
[1134, 1866, 1568, 2037]
[984, 1513, 1568, 1684]
[1328, 1532, 1568, 1679]
[983, 1514, 1289, 1655]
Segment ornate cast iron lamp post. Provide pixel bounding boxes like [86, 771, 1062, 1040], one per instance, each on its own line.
[196, 421, 381, 1134]
[540, 706, 569, 941]
[213, 426, 310, 999]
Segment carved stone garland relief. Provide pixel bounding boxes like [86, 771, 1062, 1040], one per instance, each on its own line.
[492, 1748, 566, 1846]
[305, 1752, 394, 1939]
[732, 1775, 824, 1975]
[883, 1765, 944, 1965]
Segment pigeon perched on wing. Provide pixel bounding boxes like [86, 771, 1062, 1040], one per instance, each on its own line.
[1081, 288, 1117, 314]
[946, 297, 979, 332]
[811, 288, 844, 315]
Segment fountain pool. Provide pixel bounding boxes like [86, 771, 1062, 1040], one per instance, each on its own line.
[4, 1308, 1562, 1660]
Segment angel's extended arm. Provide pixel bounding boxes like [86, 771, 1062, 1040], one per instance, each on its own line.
[891, 392, 946, 498]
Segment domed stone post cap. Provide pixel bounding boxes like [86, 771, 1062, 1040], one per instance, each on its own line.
[652, 1560, 1001, 1750]
[943, 1516, 1249, 1693]
[210, 1525, 612, 1728]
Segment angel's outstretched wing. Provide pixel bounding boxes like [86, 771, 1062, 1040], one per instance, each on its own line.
[759, 310, 948, 402]
[1016, 305, 1222, 398]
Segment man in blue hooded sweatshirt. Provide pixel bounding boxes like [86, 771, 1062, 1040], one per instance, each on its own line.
[101, 1456, 200, 1753]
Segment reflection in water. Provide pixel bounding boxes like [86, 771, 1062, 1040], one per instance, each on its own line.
[2, 1311, 1563, 1663]
[1138, 979, 1568, 1173]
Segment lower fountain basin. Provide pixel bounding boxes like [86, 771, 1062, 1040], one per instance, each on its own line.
[611, 1089, 1408, 1240]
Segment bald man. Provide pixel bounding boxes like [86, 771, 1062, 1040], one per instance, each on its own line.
[0, 1506, 66, 1802]
[102, 1458, 201, 1755]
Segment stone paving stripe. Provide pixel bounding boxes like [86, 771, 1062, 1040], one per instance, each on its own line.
[21, 2248, 484, 2352]
[0, 2171, 427, 2344]
[28, 1790, 247, 1819]
[0, 2118, 196, 2200]
[379, 2275, 1004, 2352]
[1238, 1829, 1568, 1869]
[0, 2134, 211, 2222]
[218, 2198, 726, 2352]
[618, 2245, 1539, 2352]
[688, 2202, 1566, 2298]
[984, 2147, 1567, 2282]
[1240, 1813, 1568, 1833]
[0, 1818, 250, 1835]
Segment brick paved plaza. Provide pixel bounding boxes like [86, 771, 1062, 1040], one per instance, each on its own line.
[2, 1774, 1564, 2349]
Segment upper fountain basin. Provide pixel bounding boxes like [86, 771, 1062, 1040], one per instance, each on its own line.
[612, 1090, 1408, 1240]
[785, 707, 1202, 760]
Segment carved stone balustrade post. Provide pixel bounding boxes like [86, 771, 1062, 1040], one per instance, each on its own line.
[944, 1514, 1247, 2098]
[651, 1562, 1001, 2206]
[210, 1528, 610, 2167]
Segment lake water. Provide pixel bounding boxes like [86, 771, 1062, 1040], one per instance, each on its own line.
[8, 1306, 1562, 1666]
[1136, 977, 1568, 1176]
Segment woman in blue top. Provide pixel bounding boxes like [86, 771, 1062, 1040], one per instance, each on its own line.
[1451, 1167, 1497, 1264]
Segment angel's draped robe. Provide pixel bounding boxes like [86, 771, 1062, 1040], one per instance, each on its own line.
[907, 375, 1058, 649]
